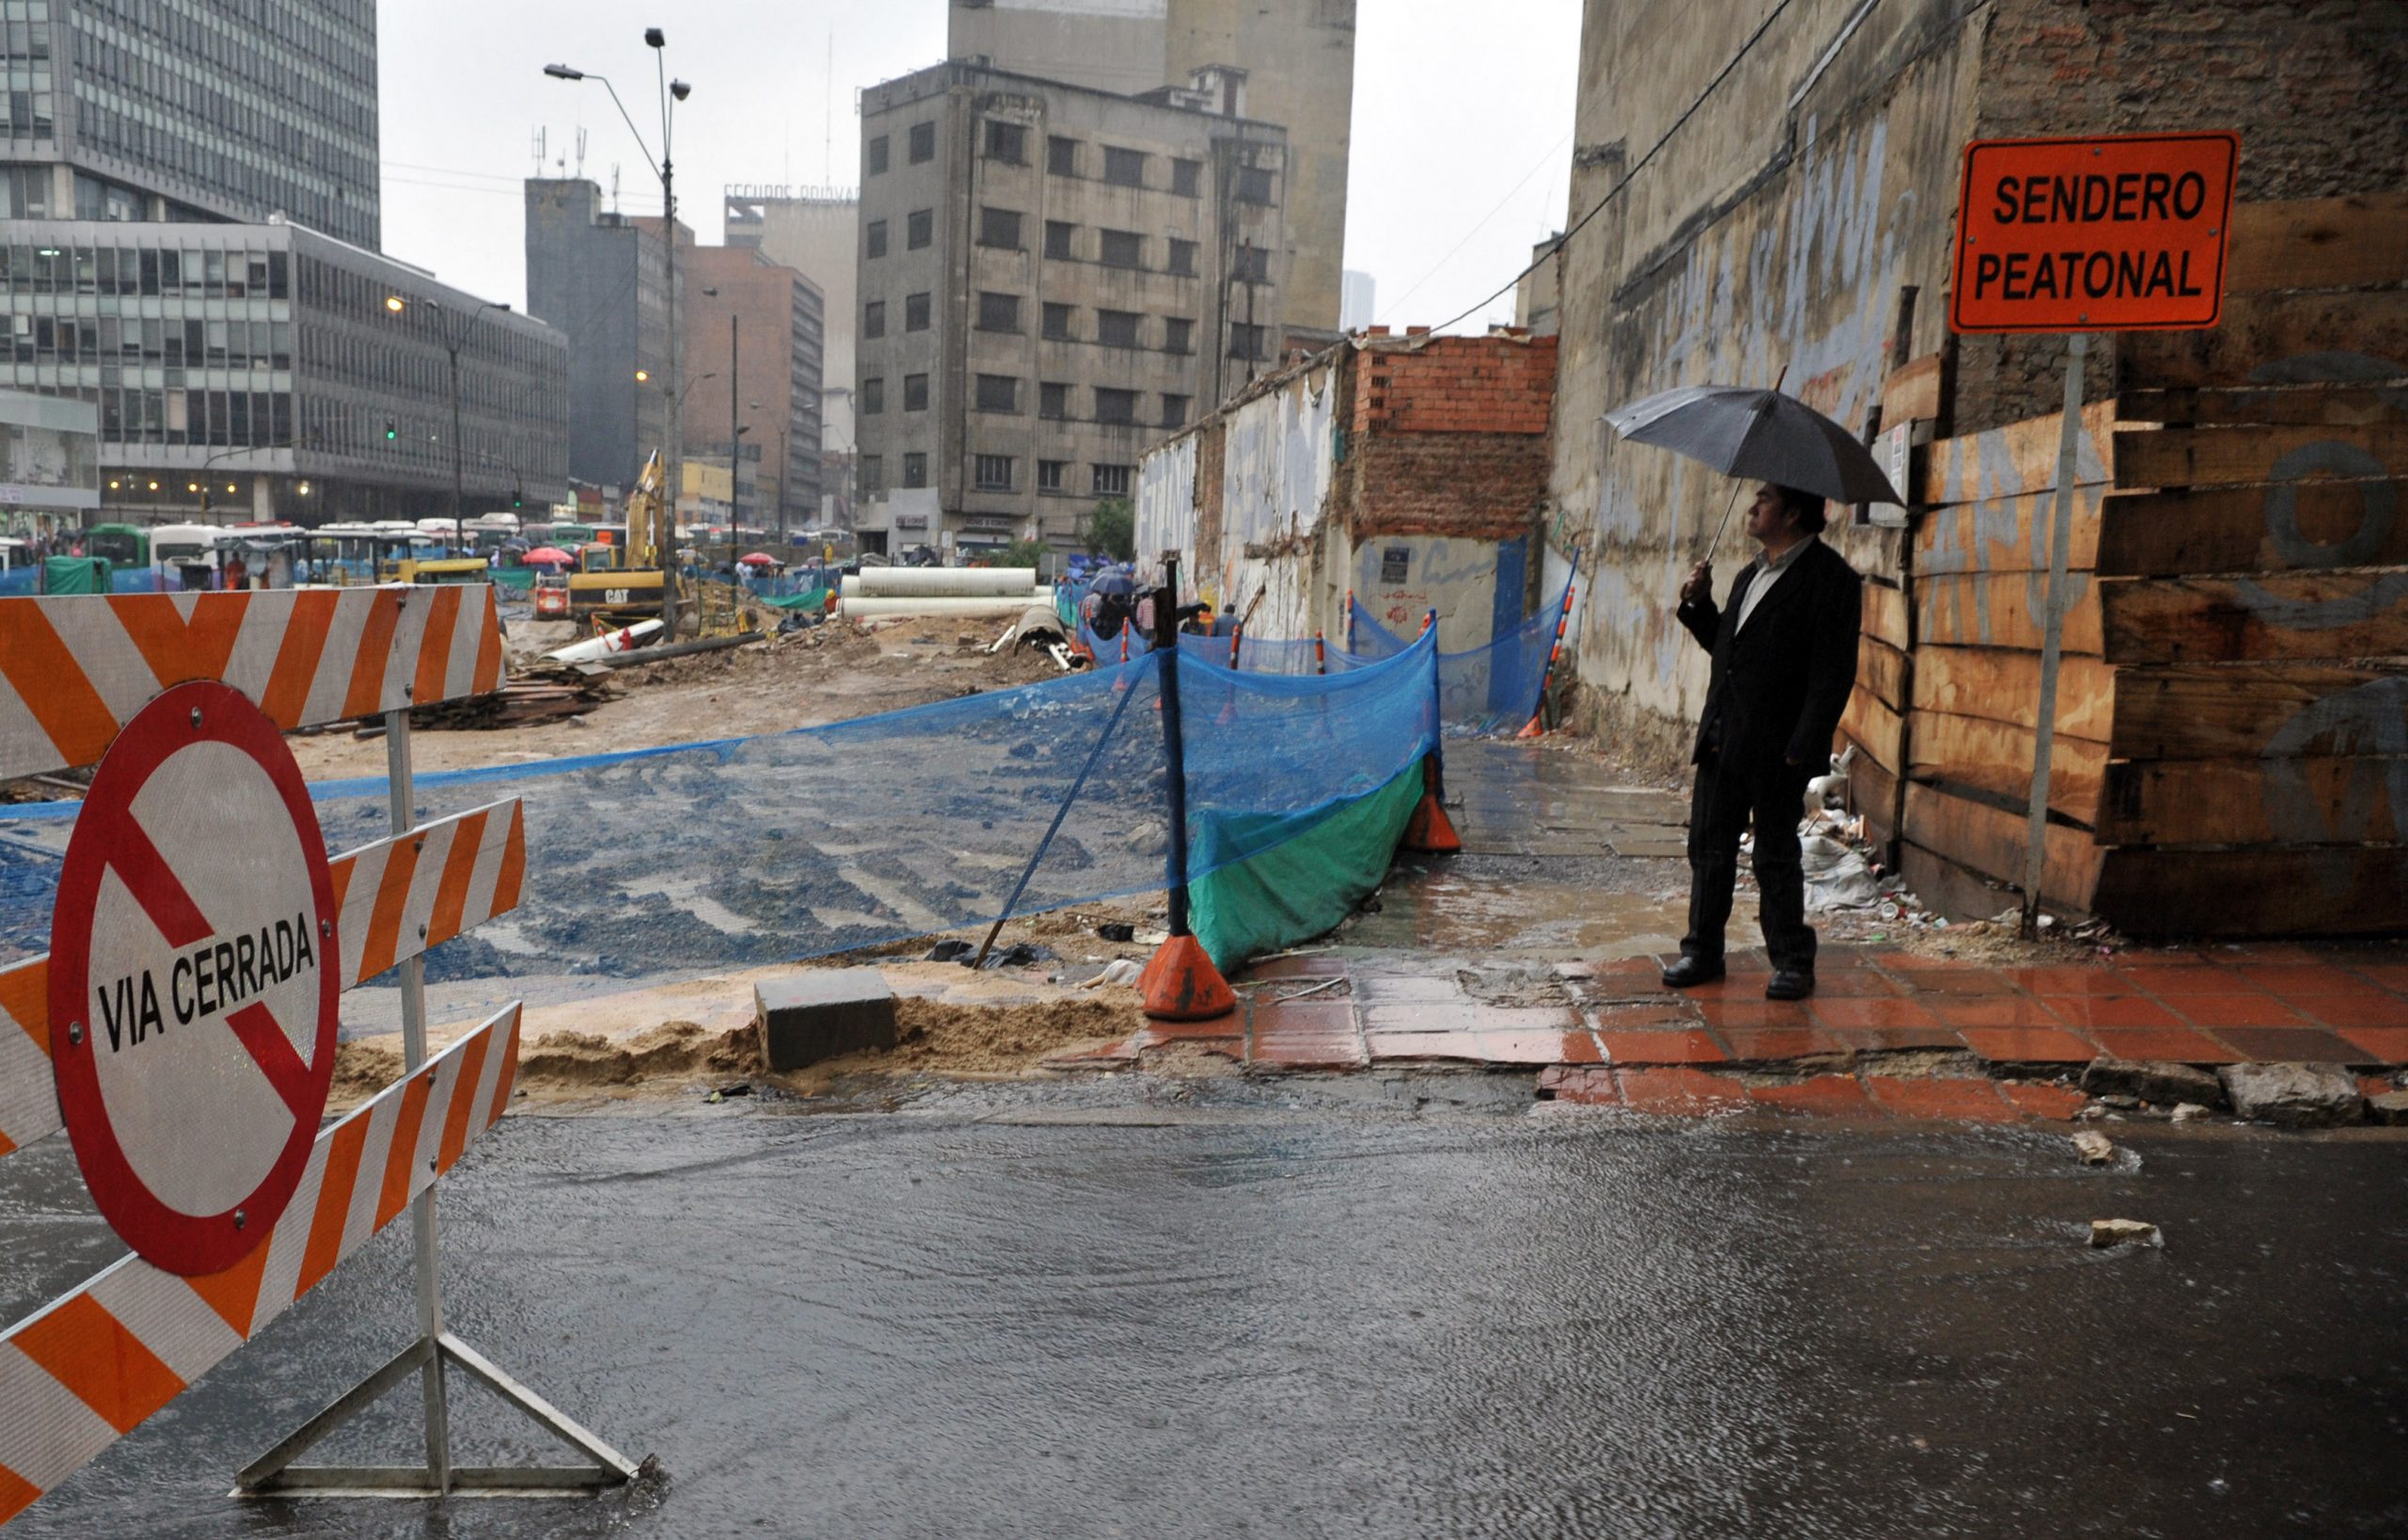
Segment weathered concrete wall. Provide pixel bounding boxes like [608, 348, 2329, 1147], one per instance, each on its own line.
[1552, 0, 1981, 755]
[1136, 331, 1556, 652]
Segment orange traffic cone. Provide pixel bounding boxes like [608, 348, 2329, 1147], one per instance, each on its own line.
[1401, 754, 1462, 853]
[1139, 933, 1237, 1021]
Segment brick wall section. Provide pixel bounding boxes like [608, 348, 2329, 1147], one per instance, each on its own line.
[1341, 330, 1558, 539]
[1955, 0, 2408, 431]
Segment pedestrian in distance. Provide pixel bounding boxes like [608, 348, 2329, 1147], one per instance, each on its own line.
[1664, 483, 1861, 1001]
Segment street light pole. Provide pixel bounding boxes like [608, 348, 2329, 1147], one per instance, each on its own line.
[728, 313, 739, 546]
[547, 34, 690, 635]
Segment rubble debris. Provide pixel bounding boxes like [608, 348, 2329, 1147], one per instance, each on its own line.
[409, 665, 622, 729]
[2070, 1130, 2115, 1166]
[2082, 1056, 2226, 1110]
[2217, 1062, 2365, 1129]
[2368, 1090, 2408, 1126]
[2170, 1103, 2210, 1122]
[2089, 1218, 2162, 1250]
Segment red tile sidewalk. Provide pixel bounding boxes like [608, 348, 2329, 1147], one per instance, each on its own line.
[1050, 942, 2408, 1119]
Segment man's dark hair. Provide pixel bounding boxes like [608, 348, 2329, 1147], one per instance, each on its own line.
[1777, 484, 1828, 535]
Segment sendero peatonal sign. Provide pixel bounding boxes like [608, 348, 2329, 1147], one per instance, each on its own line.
[46, 679, 341, 1276]
[1950, 131, 2239, 334]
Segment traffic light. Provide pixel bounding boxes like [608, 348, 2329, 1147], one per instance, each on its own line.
[511, 484, 524, 509]
[384, 421, 397, 440]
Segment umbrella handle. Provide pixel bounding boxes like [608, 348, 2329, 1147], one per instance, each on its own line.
[1692, 363, 1789, 562]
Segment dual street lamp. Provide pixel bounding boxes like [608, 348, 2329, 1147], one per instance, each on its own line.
[381, 294, 513, 532]
[547, 28, 690, 634]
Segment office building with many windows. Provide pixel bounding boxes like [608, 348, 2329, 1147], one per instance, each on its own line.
[0, 0, 380, 247]
[854, 59, 1287, 554]
[523, 177, 680, 499]
[0, 217, 567, 524]
[681, 242, 823, 538]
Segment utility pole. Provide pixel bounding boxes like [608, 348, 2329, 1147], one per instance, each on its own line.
[728, 312, 739, 546]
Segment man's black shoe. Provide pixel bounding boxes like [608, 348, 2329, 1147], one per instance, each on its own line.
[1660, 956, 1725, 989]
[1765, 969, 1815, 1001]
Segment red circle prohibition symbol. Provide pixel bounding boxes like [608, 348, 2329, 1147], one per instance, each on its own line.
[47, 679, 340, 1277]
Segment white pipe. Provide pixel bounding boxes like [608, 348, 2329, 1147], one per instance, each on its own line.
[541, 619, 663, 663]
[840, 590, 1057, 620]
[848, 566, 1038, 598]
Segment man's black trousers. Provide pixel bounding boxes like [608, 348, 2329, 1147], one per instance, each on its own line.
[1682, 750, 1817, 974]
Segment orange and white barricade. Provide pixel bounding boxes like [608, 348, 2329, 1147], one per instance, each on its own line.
[0, 585, 633, 1520]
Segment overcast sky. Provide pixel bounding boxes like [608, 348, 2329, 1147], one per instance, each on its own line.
[376, 1, 1581, 334]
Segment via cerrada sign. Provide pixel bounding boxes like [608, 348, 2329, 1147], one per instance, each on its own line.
[1950, 131, 2239, 334]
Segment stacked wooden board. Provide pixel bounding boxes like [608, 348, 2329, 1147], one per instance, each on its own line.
[1841, 193, 2408, 935]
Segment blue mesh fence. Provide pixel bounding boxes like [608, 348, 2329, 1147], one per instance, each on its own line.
[0, 631, 1439, 1028]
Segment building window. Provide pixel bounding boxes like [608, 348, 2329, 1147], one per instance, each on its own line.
[1095, 388, 1138, 425]
[1040, 382, 1071, 420]
[978, 207, 1024, 250]
[1099, 230, 1143, 269]
[868, 136, 890, 175]
[907, 209, 932, 248]
[906, 293, 931, 331]
[909, 121, 936, 164]
[861, 453, 883, 492]
[985, 120, 1026, 164]
[1038, 459, 1068, 492]
[1172, 158, 1202, 198]
[863, 300, 886, 339]
[904, 373, 929, 411]
[1164, 318, 1196, 356]
[974, 453, 1015, 490]
[865, 219, 888, 259]
[1162, 394, 1189, 429]
[1092, 464, 1133, 496]
[977, 292, 1022, 333]
[1236, 167, 1275, 205]
[1097, 310, 1141, 349]
[1042, 303, 1074, 341]
[975, 373, 1020, 413]
[1044, 220, 1075, 260]
[904, 452, 927, 487]
[1234, 246, 1271, 284]
[862, 376, 885, 415]
[1047, 135, 1079, 176]
[1228, 322, 1266, 359]
[1167, 238, 1198, 277]
[1102, 147, 1146, 188]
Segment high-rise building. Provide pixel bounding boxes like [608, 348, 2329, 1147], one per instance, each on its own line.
[1340, 268, 1374, 332]
[681, 244, 824, 538]
[0, 0, 381, 249]
[523, 178, 681, 497]
[853, 59, 1289, 557]
[947, 0, 1355, 334]
[0, 218, 567, 525]
[723, 186, 858, 517]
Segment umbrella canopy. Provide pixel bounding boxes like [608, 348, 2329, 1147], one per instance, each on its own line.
[1089, 570, 1136, 598]
[522, 546, 573, 565]
[738, 551, 782, 566]
[1603, 386, 1903, 506]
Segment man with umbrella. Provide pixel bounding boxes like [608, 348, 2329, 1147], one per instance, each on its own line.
[1604, 386, 1896, 1001]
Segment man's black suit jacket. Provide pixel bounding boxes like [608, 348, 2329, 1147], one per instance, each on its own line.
[1674, 537, 1862, 772]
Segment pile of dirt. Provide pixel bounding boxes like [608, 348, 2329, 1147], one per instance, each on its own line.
[783, 994, 1145, 1090]
[518, 1019, 761, 1088]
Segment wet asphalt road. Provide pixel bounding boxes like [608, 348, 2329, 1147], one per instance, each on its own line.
[3, 1076, 2402, 1540]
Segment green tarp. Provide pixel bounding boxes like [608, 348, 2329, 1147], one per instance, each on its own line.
[488, 566, 537, 592]
[760, 586, 831, 612]
[1188, 762, 1424, 973]
[41, 556, 112, 594]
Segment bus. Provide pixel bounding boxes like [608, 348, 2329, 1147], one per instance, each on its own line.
[86, 523, 150, 567]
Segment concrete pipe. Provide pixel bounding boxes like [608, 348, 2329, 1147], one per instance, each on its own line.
[848, 567, 1038, 598]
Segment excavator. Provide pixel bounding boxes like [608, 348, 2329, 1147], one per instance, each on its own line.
[562, 450, 670, 625]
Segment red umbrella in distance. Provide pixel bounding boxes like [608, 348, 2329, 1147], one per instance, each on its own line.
[522, 546, 574, 567]
[738, 551, 783, 567]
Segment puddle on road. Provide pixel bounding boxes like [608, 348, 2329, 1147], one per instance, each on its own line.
[1339, 869, 1762, 957]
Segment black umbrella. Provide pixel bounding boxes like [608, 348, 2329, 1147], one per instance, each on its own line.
[1604, 385, 1903, 507]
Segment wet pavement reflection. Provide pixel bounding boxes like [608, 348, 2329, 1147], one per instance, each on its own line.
[4, 1077, 2400, 1538]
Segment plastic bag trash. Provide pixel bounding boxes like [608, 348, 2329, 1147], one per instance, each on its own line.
[1080, 958, 1145, 990]
[1803, 838, 1882, 912]
[978, 941, 1057, 970]
[1096, 922, 1136, 943]
[926, 939, 975, 962]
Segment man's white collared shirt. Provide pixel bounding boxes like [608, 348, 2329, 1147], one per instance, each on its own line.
[1734, 535, 1815, 633]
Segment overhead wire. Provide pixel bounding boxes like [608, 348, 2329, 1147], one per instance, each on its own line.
[1425, 0, 1803, 336]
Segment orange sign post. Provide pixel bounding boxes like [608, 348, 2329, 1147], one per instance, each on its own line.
[1949, 131, 2239, 937]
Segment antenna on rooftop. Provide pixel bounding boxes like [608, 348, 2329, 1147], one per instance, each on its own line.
[609, 162, 620, 213]
[825, 33, 834, 183]
[531, 125, 547, 177]
[574, 126, 589, 180]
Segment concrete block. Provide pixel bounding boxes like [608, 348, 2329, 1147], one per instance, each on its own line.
[755, 970, 897, 1072]
[2217, 1061, 2364, 1129]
